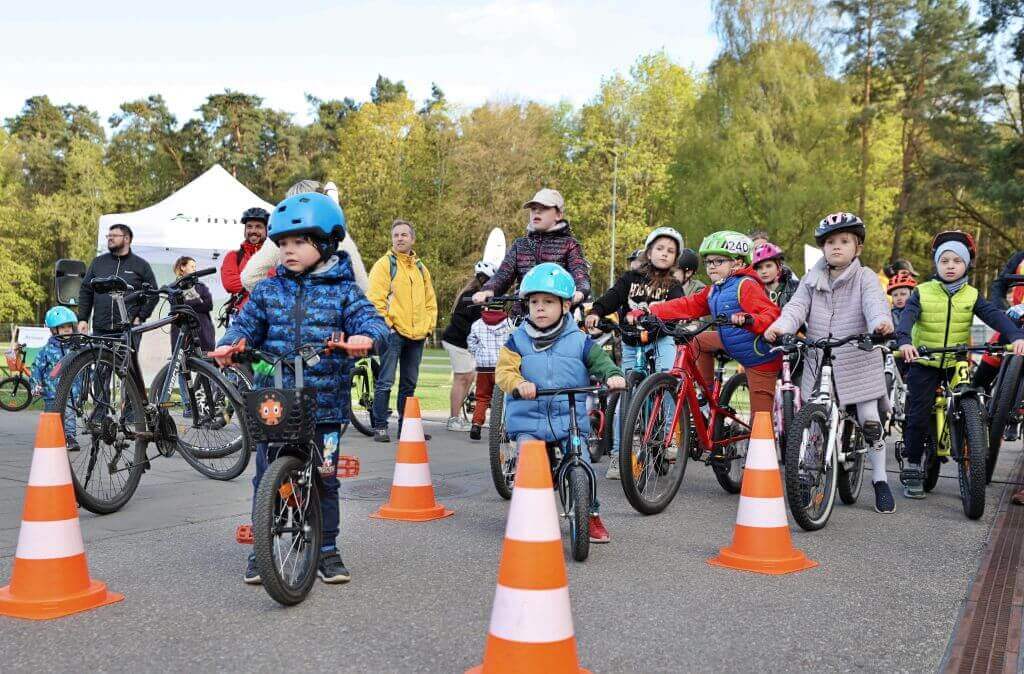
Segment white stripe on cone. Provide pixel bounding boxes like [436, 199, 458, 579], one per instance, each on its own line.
[735, 496, 789, 528]
[400, 417, 425, 442]
[505, 487, 561, 542]
[742, 438, 779, 470]
[15, 519, 85, 559]
[27, 447, 73, 487]
[488, 585, 575, 643]
[391, 462, 433, 487]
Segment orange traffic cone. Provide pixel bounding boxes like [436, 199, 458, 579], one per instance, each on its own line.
[0, 413, 124, 619]
[708, 411, 817, 575]
[371, 397, 453, 522]
[468, 440, 590, 674]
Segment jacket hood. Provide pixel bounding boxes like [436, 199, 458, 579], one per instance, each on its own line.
[527, 220, 572, 236]
[730, 266, 764, 285]
[275, 252, 355, 284]
[389, 248, 421, 262]
[482, 309, 508, 326]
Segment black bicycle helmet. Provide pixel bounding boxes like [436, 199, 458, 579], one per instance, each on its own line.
[627, 248, 643, 263]
[241, 207, 270, 225]
[677, 247, 699, 272]
[814, 212, 865, 246]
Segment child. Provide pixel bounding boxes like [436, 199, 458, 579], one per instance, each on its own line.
[585, 227, 685, 479]
[466, 306, 513, 440]
[896, 230, 1024, 498]
[496, 263, 625, 543]
[473, 189, 591, 306]
[753, 243, 800, 309]
[211, 192, 389, 585]
[887, 271, 916, 380]
[632, 231, 781, 421]
[765, 212, 896, 514]
[31, 306, 80, 451]
[673, 248, 707, 296]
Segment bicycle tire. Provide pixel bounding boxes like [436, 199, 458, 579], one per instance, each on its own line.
[955, 397, 988, 520]
[712, 372, 750, 494]
[348, 360, 375, 437]
[987, 355, 1023, 483]
[780, 388, 795, 455]
[488, 386, 515, 500]
[836, 421, 865, 505]
[0, 375, 33, 411]
[568, 466, 590, 562]
[784, 403, 838, 531]
[590, 391, 618, 463]
[619, 372, 688, 515]
[253, 455, 322, 605]
[54, 348, 146, 515]
[924, 450, 940, 492]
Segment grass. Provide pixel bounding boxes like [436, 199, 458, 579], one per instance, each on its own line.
[394, 348, 456, 413]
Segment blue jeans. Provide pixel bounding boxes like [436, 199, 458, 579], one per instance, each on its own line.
[371, 331, 425, 432]
[613, 337, 676, 455]
[250, 422, 342, 554]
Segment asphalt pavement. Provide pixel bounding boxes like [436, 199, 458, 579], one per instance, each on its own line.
[0, 409, 1018, 673]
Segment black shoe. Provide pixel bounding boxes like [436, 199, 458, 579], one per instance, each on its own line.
[317, 550, 351, 584]
[243, 556, 261, 585]
[469, 424, 482, 440]
[873, 481, 896, 514]
[1004, 425, 1019, 442]
[373, 429, 390, 443]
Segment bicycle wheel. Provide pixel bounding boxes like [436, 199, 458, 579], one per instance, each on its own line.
[619, 372, 688, 515]
[836, 421, 865, 505]
[54, 349, 146, 515]
[348, 359, 376, 437]
[253, 455, 322, 606]
[488, 387, 516, 499]
[712, 372, 750, 494]
[924, 450, 941, 493]
[780, 388, 795, 454]
[784, 403, 838, 531]
[461, 385, 476, 425]
[987, 355, 1022, 483]
[0, 376, 33, 411]
[588, 391, 617, 463]
[955, 397, 988, 520]
[567, 466, 590, 562]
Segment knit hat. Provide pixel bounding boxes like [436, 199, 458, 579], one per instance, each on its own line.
[934, 241, 971, 268]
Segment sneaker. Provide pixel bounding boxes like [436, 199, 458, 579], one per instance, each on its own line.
[873, 481, 896, 513]
[469, 424, 481, 440]
[373, 429, 390, 443]
[66, 439, 80, 452]
[446, 417, 471, 432]
[243, 556, 261, 585]
[317, 550, 351, 584]
[589, 515, 610, 543]
[605, 459, 620, 480]
[1004, 425, 1019, 442]
[902, 464, 925, 499]
[1012, 490, 1024, 506]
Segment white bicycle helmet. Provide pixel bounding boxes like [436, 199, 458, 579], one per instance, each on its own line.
[474, 260, 497, 278]
[644, 227, 684, 252]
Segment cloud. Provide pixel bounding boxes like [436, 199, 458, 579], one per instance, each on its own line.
[447, 0, 577, 48]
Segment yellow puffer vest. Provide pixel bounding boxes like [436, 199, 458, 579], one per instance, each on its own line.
[911, 280, 978, 368]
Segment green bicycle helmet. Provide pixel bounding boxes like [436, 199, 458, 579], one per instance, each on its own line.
[519, 263, 576, 300]
[698, 230, 753, 265]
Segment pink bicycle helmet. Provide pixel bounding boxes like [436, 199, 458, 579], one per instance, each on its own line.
[752, 242, 785, 266]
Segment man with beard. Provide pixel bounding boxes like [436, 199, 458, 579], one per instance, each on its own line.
[220, 207, 269, 324]
[77, 223, 159, 335]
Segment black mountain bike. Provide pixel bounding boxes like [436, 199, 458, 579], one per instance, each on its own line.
[52, 268, 250, 514]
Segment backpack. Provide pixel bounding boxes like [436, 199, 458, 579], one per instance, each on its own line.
[388, 254, 426, 281]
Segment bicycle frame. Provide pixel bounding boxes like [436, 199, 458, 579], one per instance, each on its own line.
[800, 358, 851, 471]
[933, 359, 972, 459]
[552, 390, 599, 512]
[774, 349, 801, 436]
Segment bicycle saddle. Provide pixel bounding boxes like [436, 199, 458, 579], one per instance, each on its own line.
[89, 275, 131, 294]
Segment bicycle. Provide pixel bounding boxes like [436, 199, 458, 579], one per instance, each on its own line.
[52, 268, 250, 514]
[618, 314, 752, 515]
[883, 344, 907, 439]
[234, 335, 365, 605]
[348, 354, 381, 437]
[781, 333, 886, 531]
[510, 385, 606, 562]
[897, 343, 1008, 519]
[0, 343, 35, 412]
[984, 275, 1024, 482]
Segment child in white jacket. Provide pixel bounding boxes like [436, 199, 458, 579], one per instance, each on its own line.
[466, 309, 513, 440]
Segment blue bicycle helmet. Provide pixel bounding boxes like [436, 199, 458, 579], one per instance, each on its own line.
[45, 306, 77, 329]
[268, 193, 347, 261]
[519, 263, 576, 300]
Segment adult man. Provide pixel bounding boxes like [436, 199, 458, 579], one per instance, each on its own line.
[77, 224, 159, 335]
[367, 219, 438, 442]
[219, 207, 269, 322]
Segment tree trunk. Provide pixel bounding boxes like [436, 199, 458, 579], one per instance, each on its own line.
[858, 4, 875, 218]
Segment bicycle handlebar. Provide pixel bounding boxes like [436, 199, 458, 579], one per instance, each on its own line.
[123, 267, 217, 304]
[461, 295, 522, 306]
[511, 385, 606, 399]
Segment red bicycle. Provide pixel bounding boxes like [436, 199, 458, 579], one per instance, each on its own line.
[619, 314, 753, 514]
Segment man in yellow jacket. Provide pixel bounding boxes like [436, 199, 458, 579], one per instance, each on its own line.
[367, 219, 438, 442]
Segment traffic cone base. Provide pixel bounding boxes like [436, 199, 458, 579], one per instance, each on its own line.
[466, 636, 591, 674]
[707, 412, 817, 576]
[0, 414, 124, 620]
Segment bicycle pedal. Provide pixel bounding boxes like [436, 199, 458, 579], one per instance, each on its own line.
[337, 455, 360, 479]
[235, 524, 254, 545]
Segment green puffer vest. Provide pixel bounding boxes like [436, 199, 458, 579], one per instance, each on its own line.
[911, 280, 978, 368]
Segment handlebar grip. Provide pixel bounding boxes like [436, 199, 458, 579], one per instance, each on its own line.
[511, 390, 522, 400]
[197, 267, 216, 278]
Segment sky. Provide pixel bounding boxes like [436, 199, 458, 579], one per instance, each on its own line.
[1, 0, 719, 126]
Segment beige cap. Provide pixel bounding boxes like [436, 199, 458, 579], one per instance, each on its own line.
[523, 188, 564, 210]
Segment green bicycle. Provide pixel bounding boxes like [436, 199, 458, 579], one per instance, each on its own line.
[348, 355, 380, 436]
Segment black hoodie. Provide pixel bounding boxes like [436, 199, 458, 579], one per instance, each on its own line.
[589, 268, 684, 345]
[78, 250, 159, 332]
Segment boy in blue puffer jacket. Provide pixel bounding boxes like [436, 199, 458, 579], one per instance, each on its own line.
[495, 263, 625, 544]
[211, 192, 388, 586]
[31, 306, 81, 451]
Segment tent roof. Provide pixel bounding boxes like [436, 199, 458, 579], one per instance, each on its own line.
[97, 164, 274, 257]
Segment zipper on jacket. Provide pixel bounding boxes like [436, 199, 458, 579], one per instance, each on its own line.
[111, 256, 122, 330]
[293, 279, 306, 353]
[942, 292, 953, 368]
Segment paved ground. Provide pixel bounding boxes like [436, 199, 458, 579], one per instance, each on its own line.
[0, 409, 1019, 673]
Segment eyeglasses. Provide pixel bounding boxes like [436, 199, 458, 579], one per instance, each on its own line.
[704, 258, 731, 268]
[106, 234, 126, 240]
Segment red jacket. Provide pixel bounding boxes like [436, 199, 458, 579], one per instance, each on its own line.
[220, 241, 263, 308]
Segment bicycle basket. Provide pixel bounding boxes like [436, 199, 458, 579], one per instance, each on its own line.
[243, 387, 317, 444]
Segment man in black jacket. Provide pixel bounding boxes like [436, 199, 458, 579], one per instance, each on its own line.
[77, 224, 159, 335]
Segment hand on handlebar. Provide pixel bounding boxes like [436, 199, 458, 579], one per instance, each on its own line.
[210, 338, 247, 367]
[874, 320, 894, 336]
[326, 332, 373, 357]
[516, 381, 537, 400]
[584, 314, 601, 330]
[730, 312, 752, 327]
[625, 309, 647, 325]
[764, 325, 781, 343]
[899, 344, 919, 362]
[606, 375, 626, 391]
[472, 290, 494, 305]
[1013, 339, 1024, 356]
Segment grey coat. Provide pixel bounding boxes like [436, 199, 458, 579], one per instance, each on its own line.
[769, 258, 890, 406]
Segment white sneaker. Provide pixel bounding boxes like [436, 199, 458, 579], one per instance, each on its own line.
[606, 459, 621, 480]
[446, 417, 472, 432]
[664, 445, 678, 461]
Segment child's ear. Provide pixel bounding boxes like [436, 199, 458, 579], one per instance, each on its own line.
[856, 241, 865, 257]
